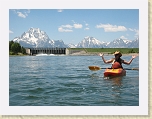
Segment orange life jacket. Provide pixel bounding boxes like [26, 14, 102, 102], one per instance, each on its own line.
[111, 59, 123, 69]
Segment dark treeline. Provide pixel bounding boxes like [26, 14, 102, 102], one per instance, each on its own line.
[9, 41, 26, 55]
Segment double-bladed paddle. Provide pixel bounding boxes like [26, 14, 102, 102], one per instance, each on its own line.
[88, 66, 139, 71]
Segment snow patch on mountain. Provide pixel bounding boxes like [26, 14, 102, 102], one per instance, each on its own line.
[67, 43, 77, 48]
[77, 36, 107, 48]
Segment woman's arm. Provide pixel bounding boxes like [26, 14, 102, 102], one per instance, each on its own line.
[122, 55, 137, 65]
[99, 53, 113, 64]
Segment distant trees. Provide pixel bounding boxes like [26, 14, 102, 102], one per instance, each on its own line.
[9, 41, 26, 55]
[128, 48, 139, 53]
[21, 46, 26, 54]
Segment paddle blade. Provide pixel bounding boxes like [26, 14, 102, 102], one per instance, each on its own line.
[88, 66, 101, 71]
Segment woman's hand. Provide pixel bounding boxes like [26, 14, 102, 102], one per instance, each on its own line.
[99, 53, 104, 57]
[132, 55, 137, 59]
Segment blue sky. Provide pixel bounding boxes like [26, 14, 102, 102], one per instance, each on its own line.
[9, 9, 139, 45]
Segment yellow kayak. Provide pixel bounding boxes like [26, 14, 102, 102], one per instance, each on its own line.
[104, 68, 126, 77]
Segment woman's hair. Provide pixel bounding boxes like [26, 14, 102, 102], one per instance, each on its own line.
[115, 56, 122, 64]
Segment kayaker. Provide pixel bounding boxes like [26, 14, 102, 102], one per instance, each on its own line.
[99, 51, 137, 69]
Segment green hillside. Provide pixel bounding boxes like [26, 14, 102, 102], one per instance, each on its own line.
[68, 48, 139, 54]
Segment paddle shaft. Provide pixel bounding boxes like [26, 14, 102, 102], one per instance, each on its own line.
[88, 66, 138, 71]
[124, 68, 139, 70]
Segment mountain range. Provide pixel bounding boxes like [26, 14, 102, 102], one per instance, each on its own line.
[12, 27, 139, 48]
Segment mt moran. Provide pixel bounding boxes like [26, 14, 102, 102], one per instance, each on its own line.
[12, 28, 139, 48]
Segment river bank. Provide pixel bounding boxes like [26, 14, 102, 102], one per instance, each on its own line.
[69, 51, 139, 56]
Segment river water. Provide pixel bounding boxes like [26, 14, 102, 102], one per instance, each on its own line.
[9, 55, 139, 106]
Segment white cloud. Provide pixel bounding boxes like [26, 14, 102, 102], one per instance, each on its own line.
[135, 30, 139, 36]
[72, 20, 83, 28]
[120, 35, 127, 39]
[96, 23, 127, 32]
[84, 21, 89, 26]
[17, 12, 26, 18]
[85, 23, 89, 26]
[27, 9, 30, 13]
[9, 30, 13, 34]
[61, 24, 73, 29]
[24, 9, 30, 16]
[57, 9, 63, 12]
[83, 21, 89, 30]
[129, 28, 139, 38]
[58, 24, 73, 32]
[58, 27, 73, 32]
[73, 23, 82, 29]
[129, 28, 138, 33]
[13, 9, 30, 18]
[128, 28, 134, 31]
[85, 27, 89, 30]
[58, 22, 83, 32]
[134, 30, 139, 38]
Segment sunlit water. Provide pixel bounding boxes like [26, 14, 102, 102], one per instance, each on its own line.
[9, 55, 139, 106]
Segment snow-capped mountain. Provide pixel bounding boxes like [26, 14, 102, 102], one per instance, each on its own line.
[77, 36, 107, 48]
[107, 38, 139, 48]
[12, 28, 139, 48]
[67, 43, 77, 48]
[76, 37, 139, 48]
[127, 38, 139, 48]
[106, 38, 132, 48]
[13, 27, 67, 48]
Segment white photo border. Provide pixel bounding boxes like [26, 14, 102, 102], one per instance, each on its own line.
[0, 0, 148, 115]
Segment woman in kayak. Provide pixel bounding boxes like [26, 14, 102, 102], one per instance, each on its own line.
[99, 51, 137, 69]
